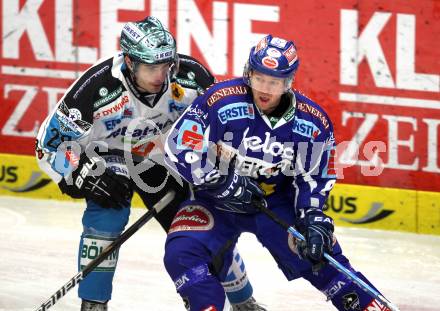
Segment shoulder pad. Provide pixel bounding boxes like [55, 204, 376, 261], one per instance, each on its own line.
[294, 90, 332, 131]
[204, 78, 249, 107]
[175, 54, 215, 91]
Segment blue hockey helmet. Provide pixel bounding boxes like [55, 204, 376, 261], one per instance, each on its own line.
[243, 35, 299, 94]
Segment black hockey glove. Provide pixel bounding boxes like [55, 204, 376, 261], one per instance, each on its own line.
[196, 170, 266, 214]
[59, 153, 132, 209]
[297, 209, 334, 272]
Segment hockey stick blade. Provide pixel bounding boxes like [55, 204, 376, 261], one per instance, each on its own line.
[253, 200, 401, 311]
[34, 190, 176, 311]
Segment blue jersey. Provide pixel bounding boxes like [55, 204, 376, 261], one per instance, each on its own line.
[165, 78, 336, 214]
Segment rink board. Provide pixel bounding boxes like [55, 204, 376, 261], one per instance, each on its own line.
[0, 153, 438, 235]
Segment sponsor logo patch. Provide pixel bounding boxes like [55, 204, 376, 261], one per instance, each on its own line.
[176, 77, 198, 89]
[322, 146, 337, 178]
[171, 82, 185, 101]
[254, 36, 268, 54]
[94, 95, 130, 120]
[102, 108, 133, 130]
[207, 85, 248, 106]
[93, 86, 123, 110]
[176, 120, 206, 151]
[169, 205, 214, 234]
[217, 102, 255, 124]
[297, 102, 330, 130]
[324, 280, 346, 300]
[262, 56, 279, 69]
[99, 87, 108, 97]
[106, 119, 173, 141]
[270, 37, 287, 48]
[80, 236, 118, 272]
[283, 44, 298, 66]
[154, 49, 174, 61]
[292, 118, 321, 141]
[267, 47, 282, 58]
[122, 22, 144, 43]
[242, 128, 294, 160]
[169, 100, 188, 114]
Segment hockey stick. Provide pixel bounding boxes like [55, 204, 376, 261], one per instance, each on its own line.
[34, 190, 176, 311]
[253, 200, 401, 311]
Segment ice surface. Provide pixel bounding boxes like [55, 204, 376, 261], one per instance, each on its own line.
[0, 196, 439, 311]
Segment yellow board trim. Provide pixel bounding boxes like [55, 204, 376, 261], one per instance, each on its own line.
[0, 153, 439, 235]
[0, 153, 144, 207]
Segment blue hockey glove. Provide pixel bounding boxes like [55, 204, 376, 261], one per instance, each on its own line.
[196, 170, 265, 213]
[297, 209, 334, 272]
[59, 152, 132, 209]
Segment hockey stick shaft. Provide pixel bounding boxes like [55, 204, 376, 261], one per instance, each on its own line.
[34, 191, 176, 311]
[253, 201, 400, 311]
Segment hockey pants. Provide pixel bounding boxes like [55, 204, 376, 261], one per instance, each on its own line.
[164, 199, 390, 311]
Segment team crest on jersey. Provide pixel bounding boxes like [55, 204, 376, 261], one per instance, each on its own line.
[217, 102, 255, 124]
[176, 120, 207, 151]
[54, 102, 91, 136]
[168, 205, 214, 234]
[292, 118, 321, 141]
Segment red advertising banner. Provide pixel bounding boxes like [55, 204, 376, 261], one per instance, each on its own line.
[1, 0, 439, 191]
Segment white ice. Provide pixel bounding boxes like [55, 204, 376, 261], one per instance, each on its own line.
[0, 196, 439, 311]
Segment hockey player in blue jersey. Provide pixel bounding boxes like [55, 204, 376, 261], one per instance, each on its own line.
[36, 16, 264, 311]
[163, 35, 393, 310]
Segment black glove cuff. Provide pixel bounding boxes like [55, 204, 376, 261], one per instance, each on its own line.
[58, 178, 84, 199]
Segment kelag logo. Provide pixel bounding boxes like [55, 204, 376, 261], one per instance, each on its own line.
[217, 102, 254, 124]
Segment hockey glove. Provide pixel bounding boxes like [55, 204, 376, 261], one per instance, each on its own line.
[297, 209, 334, 272]
[59, 153, 132, 209]
[196, 170, 266, 214]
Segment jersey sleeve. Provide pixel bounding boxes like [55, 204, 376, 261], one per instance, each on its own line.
[292, 118, 337, 213]
[34, 59, 112, 183]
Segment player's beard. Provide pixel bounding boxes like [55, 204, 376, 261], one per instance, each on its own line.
[253, 90, 282, 114]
